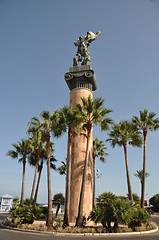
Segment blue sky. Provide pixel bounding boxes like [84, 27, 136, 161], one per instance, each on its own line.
[1, 0, 159, 204]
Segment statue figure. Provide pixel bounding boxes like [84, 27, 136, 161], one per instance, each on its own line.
[73, 31, 101, 66]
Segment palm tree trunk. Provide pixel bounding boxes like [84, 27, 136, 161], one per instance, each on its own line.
[30, 149, 40, 199]
[34, 160, 43, 203]
[20, 158, 26, 206]
[141, 132, 147, 209]
[76, 129, 91, 227]
[63, 128, 72, 227]
[123, 142, 133, 201]
[46, 132, 53, 229]
[56, 203, 60, 217]
[92, 154, 96, 208]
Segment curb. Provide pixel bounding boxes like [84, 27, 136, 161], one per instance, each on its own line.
[0, 223, 158, 236]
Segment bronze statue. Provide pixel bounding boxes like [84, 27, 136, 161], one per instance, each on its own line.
[73, 31, 101, 66]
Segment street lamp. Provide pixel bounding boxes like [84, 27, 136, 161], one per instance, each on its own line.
[146, 193, 149, 206]
[96, 169, 102, 196]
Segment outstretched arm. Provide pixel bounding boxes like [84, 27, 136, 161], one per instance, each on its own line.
[86, 31, 101, 44]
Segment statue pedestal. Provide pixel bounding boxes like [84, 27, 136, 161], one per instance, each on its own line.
[64, 66, 97, 224]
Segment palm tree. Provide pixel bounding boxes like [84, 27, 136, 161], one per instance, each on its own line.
[33, 150, 57, 203]
[132, 109, 159, 208]
[75, 96, 113, 227]
[134, 170, 150, 202]
[52, 193, 65, 216]
[12, 196, 20, 208]
[134, 170, 150, 184]
[92, 138, 108, 208]
[27, 149, 40, 199]
[7, 139, 32, 206]
[57, 105, 81, 227]
[27, 117, 45, 200]
[107, 121, 142, 201]
[34, 159, 43, 202]
[40, 110, 60, 229]
[58, 161, 66, 175]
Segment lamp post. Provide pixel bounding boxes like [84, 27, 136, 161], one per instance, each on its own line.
[146, 193, 149, 206]
[96, 169, 102, 197]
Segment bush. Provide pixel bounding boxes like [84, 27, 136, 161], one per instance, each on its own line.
[10, 198, 46, 225]
[90, 192, 151, 231]
[113, 198, 134, 227]
[129, 207, 151, 230]
[91, 192, 116, 228]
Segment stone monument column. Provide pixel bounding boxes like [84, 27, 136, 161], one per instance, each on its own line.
[64, 65, 97, 223]
[64, 31, 100, 224]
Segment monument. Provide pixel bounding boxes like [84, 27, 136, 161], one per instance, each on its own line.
[64, 31, 101, 224]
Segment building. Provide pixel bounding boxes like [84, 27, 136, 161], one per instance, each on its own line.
[0, 194, 13, 212]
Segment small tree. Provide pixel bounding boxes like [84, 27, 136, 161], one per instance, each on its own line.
[52, 193, 65, 216]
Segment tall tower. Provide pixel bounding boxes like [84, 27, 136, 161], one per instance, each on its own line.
[64, 31, 100, 224]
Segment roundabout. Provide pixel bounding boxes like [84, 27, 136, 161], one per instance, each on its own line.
[0, 213, 158, 240]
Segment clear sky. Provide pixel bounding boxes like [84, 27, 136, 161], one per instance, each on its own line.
[1, 0, 159, 204]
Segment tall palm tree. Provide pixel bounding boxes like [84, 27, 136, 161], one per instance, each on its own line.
[92, 138, 108, 208]
[132, 109, 159, 208]
[57, 105, 81, 227]
[27, 117, 45, 200]
[7, 139, 32, 206]
[27, 149, 40, 200]
[40, 110, 60, 229]
[107, 121, 142, 201]
[75, 96, 113, 227]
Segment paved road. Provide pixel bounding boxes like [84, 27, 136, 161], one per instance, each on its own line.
[0, 213, 10, 223]
[0, 214, 158, 240]
[152, 215, 159, 226]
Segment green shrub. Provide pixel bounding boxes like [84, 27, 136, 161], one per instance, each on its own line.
[10, 198, 46, 225]
[129, 207, 151, 230]
[90, 192, 151, 231]
[113, 198, 134, 227]
[92, 192, 116, 228]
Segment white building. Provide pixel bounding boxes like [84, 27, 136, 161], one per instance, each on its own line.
[0, 194, 13, 212]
